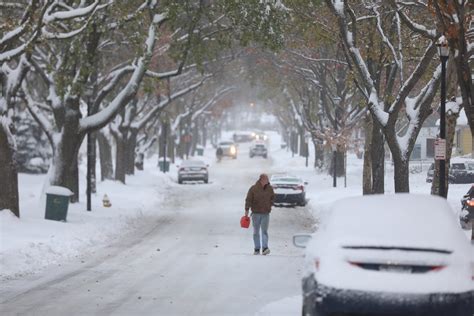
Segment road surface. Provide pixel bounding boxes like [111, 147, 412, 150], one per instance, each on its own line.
[1, 143, 315, 315]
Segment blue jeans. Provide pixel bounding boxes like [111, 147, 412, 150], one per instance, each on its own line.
[252, 213, 269, 250]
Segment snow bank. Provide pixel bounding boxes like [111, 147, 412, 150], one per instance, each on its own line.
[0, 161, 175, 280]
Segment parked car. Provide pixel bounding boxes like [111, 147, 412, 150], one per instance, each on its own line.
[249, 142, 268, 158]
[294, 194, 474, 316]
[271, 174, 307, 206]
[217, 141, 237, 159]
[426, 162, 456, 184]
[177, 160, 209, 184]
[450, 162, 474, 184]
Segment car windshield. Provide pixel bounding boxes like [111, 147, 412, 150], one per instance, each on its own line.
[182, 160, 205, 166]
[219, 142, 233, 146]
[452, 163, 465, 170]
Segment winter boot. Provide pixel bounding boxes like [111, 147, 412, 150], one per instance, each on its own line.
[262, 248, 270, 255]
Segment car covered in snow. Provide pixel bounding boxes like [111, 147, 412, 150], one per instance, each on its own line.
[177, 160, 209, 184]
[294, 194, 474, 316]
[217, 141, 238, 159]
[249, 142, 268, 159]
[271, 174, 307, 206]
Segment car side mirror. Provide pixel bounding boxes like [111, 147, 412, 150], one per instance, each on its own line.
[293, 234, 312, 248]
[304, 181, 309, 185]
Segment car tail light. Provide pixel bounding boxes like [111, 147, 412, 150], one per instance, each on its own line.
[294, 185, 304, 191]
[467, 200, 474, 207]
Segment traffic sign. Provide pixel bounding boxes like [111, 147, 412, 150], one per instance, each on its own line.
[434, 138, 446, 160]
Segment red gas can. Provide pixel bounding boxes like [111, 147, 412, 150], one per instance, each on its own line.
[240, 215, 250, 229]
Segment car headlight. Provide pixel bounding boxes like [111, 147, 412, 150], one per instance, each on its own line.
[230, 146, 236, 155]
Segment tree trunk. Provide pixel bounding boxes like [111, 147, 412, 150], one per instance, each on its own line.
[0, 120, 19, 217]
[49, 98, 84, 202]
[431, 57, 459, 197]
[97, 130, 114, 181]
[50, 132, 83, 203]
[329, 150, 345, 177]
[363, 114, 373, 195]
[313, 137, 324, 169]
[371, 121, 385, 194]
[299, 127, 305, 156]
[115, 137, 126, 184]
[168, 134, 175, 163]
[125, 131, 137, 175]
[202, 119, 207, 148]
[393, 156, 410, 193]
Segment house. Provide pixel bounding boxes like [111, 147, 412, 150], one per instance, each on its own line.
[410, 114, 438, 161]
[454, 109, 473, 157]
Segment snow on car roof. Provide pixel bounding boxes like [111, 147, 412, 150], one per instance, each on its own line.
[272, 177, 301, 183]
[318, 194, 468, 252]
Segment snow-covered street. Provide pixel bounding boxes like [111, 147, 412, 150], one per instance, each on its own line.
[1, 142, 314, 315]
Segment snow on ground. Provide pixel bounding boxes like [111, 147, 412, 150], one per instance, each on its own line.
[0, 147, 218, 281]
[1, 163, 172, 280]
[1, 130, 471, 315]
[1, 135, 314, 315]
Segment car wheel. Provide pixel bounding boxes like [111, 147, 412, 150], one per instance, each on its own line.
[178, 178, 183, 184]
[263, 155, 267, 159]
[204, 178, 208, 184]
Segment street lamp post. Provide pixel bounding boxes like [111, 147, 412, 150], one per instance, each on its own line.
[437, 35, 449, 198]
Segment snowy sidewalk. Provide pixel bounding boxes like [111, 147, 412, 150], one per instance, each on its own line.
[0, 167, 178, 280]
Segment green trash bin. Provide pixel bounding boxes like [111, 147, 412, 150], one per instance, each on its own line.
[159, 160, 170, 172]
[45, 186, 73, 222]
[196, 147, 204, 156]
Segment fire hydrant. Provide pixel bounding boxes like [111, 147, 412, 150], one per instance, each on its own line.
[103, 194, 112, 207]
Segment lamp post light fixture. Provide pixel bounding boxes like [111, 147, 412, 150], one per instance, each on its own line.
[436, 35, 449, 198]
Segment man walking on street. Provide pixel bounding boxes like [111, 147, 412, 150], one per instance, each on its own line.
[245, 173, 275, 255]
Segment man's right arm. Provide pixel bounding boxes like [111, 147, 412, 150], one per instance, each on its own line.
[245, 187, 253, 215]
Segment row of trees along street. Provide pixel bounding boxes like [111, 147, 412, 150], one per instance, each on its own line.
[1, 0, 473, 218]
